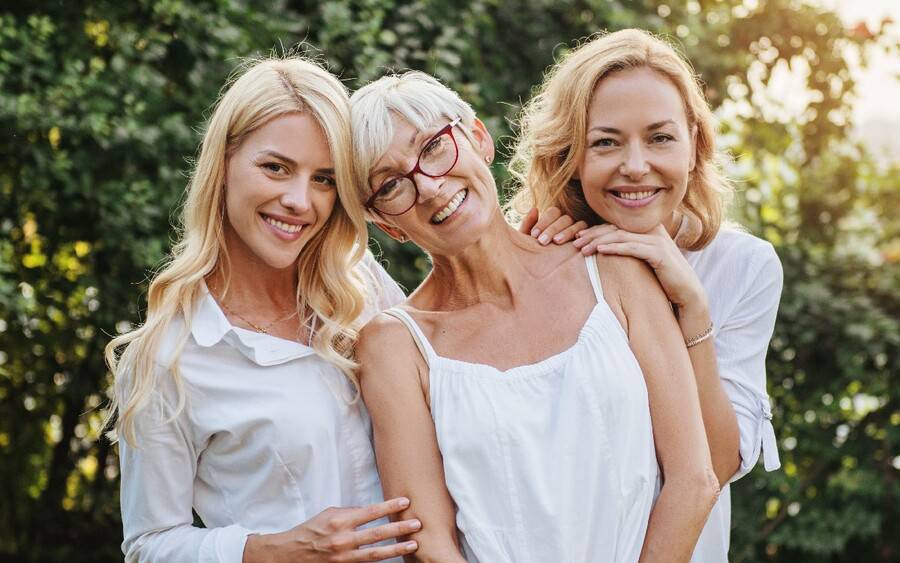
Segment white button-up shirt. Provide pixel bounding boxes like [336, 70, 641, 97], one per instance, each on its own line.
[683, 228, 783, 562]
[119, 253, 405, 563]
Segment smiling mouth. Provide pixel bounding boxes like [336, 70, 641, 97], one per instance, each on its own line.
[610, 189, 662, 201]
[261, 213, 305, 234]
[431, 189, 468, 224]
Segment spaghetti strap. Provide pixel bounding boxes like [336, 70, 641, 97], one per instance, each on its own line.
[382, 307, 437, 367]
[584, 255, 605, 301]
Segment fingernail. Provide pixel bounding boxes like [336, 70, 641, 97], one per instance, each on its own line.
[538, 234, 549, 245]
[408, 520, 422, 531]
[553, 233, 563, 242]
[397, 497, 410, 508]
[573, 239, 584, 248]
[531, 228, 540, 237]
[405, 541, 418, 551]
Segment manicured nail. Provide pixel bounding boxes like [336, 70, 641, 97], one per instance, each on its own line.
[404, 541, 418, 551]
[573, 238, 584, 248]
[531, 228, 540, 237]
[407, 519, 422, 531]
[538, 234, 549, 245]
[397, 497, 410, 508]
[553, 233, 564, 242]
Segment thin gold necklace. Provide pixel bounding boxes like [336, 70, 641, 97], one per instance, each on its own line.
[212, 288, 299, 334]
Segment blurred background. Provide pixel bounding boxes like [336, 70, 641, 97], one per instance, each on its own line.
[0, 0, 897, 561]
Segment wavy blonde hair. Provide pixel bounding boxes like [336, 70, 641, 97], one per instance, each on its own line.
[508, 28, 732, 250]
[105, 56, 369, 446]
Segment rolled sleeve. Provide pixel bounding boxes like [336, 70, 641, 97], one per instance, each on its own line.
[120, 372, 253, 563]
[715, 244, 783, 483]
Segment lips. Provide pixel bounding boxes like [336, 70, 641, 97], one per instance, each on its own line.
[431, 189, 468, 224]
[608, 187, 664, 208]
[260, 213, 307, 238]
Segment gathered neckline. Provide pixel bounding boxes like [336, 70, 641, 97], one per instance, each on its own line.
[424, 302, 606, 377]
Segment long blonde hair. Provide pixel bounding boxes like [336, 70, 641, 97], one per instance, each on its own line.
[508, 29, 732, 250]
[105, 56, 369, 446]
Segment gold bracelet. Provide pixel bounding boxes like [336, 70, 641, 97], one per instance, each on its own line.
[685, 322, 714, 348]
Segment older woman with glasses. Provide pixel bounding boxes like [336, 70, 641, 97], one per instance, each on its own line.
[347, 71, 720, 562]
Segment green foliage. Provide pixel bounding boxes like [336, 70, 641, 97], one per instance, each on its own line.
[0, 1, 896, 561]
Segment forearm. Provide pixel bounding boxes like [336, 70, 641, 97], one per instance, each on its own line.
[638, 472, 719, 562]
[401, 532, 466, 563]
[679, 301, 741, 485]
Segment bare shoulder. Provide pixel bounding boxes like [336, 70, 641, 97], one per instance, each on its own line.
[356, 311, 428, 393]
[595, 254, 662, 297]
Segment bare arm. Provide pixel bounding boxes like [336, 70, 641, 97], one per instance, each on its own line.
[601, 255, 719, 562]
[577, 224, 740, 484]
[357, 314, 467, 563]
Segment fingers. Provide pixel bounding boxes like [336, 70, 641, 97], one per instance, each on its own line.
[346, 497, 410, 528]
[352, 518, 421, 546]
[550, 220, 588, 245]
[529, 206, 562, 239]
[573, 223, 618, 246]
[582, 241, 657, 261]
[535, 214, 574, 245]
[518, 207, 539, 235]
[339, 540, 418, 562]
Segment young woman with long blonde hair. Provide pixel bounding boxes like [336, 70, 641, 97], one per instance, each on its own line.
[509, 28, 783, 561]
[105, 56, 419, 563]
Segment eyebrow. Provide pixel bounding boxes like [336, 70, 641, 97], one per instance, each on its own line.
[258, 150, 334, 174]
[369, 129, 427, 179]
[588, 119, 677, 134]
[257, 150, 297, 167]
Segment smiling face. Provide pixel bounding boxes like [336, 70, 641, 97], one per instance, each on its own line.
[576, 66, 697, 234]
[367, 116, 498, 256]
[223, 112, 338, 271]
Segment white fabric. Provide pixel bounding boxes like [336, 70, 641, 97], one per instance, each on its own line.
[683, 228, 783, 562]
[384, 256, 659, 563]
[119, 252, 406, 563]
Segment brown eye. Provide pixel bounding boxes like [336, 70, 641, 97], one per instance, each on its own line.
[313, 174, 337, 187]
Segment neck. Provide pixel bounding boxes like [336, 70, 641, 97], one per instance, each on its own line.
[206, 230, 299, 314]
[423, 210, 557, 309]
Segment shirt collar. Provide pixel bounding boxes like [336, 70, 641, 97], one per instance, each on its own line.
[191, 282, 316, 366]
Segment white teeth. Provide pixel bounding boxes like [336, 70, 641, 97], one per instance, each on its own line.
[616, 190, 658, 200]
[264, 215, 303, 234]
[431, 190, 467, 224]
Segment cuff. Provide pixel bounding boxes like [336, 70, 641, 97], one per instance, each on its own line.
[198, 524, 255, 563]
[730, 393, 781, 483]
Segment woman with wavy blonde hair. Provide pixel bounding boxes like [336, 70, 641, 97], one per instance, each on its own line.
[510, 28, 783, 562]
[105, 56, 419, 563]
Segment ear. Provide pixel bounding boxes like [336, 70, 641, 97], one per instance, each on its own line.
[469, 118, 496, 164]
[374, 221, 409, 243]
[689, 123, 699, 172]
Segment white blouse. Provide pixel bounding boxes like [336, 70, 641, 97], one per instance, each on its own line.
[683, 228, 783, 562]
[118, 253, 405, 563]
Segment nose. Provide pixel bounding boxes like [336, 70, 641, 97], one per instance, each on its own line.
[414, 172, 443, 203]
[619, 144, 651, 180]
[279, 177, 312, 213]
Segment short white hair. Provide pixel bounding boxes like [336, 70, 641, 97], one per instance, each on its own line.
[350, 71, 477, 208]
